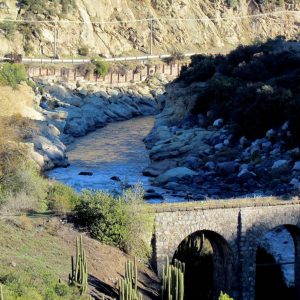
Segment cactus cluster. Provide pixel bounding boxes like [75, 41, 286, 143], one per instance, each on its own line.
[161, 258, 185, 300]
[118, 257, 143, 300]
[69, 235, 88, 295]
[0, 284, 4, 300]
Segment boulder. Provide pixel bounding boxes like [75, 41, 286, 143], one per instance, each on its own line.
[293, 161, 300, 172]
[213, 118, 223, 128]
[271, 160, 290, 177]
[216, 161, 237, 175]
[238, 169, 256, 182]
[266, 129, 276, 139]
[155, 167, 197, 184]
[290, 178, 300, 189]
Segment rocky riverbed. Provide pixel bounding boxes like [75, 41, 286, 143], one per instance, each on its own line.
[143, 80, 300, 200]
[27, 76, 167, 171]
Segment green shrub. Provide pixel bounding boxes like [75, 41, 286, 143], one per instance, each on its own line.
[47, 182, 79, 213]
[23, 41, 34, 56]
[60, 0, 76, 15]
[179, 55, 216, 84]
[0, 63, 27, 89]
[18, 0, 55, 16]
[91, 59, 109, 77]
[78, 45, 89, 57]
[218, 291, 234, 300]
[75, 185, 151, 259]
[0, 271, 83, 300]
[227, 0, 237, 7]
[0, 21, 17, 39]
[76, 63, 95, 78]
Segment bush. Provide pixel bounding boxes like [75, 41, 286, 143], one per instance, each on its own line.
[0, 115, 47, 213]
[179, 55, 216, 84]
[219, 291, 234, 300]
[163, 51, 185, 65]
[78, 45, 89, 57]
[0, 272, 83, 300]
[75, 185, 151, 259]
[187, 40, 300, 145]
[91, 59, 109, 77]
[0, 21, 17, 39]
[47, 182, 79, 213]
[0, 63, 27, 88]
[75, 63, 95, 78]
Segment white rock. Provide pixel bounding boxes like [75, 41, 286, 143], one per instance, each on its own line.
[47, 123, 60, 136]
[271, 160, 290, 175]
[156, 167, 197, 184]
[240, 136, 248, 147]
[266, 129, 276, 139]
[293, 161, 300, 172]
[213, 118, 223, 128]
[282, 121, 289, 131]
[290, 178, 300, 189]
[214, 143, 224, 151]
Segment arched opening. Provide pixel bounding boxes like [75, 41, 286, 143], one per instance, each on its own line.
[173, 230, 233, 300]
[255, 224, 300, 300]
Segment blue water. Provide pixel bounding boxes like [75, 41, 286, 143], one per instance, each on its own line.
[47, 116, 178, 202]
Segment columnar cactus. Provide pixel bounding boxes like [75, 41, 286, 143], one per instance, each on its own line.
[118, 257, 143, 300]
[0, 284, 4, 300]
[161, 257, 185, 300]
[69, 235, 88, 295]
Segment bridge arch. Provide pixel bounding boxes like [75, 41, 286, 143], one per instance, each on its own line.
[173, 230, 234, 300]
[254, 224, 300, 300]
[242, 215, 300, 299]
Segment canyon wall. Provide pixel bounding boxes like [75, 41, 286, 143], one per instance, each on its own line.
[0, 0, 299, 57]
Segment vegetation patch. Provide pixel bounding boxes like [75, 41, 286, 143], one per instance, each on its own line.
[179, 38, 300, 146]
[75, 185, 153, 261]
[0, 218, 87, 300]
[0, 63, 27, 89]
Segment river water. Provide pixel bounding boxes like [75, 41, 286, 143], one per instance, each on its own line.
[47, 116, 174, 202]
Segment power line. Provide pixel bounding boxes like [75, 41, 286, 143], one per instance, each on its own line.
[0, 10, 298, 25]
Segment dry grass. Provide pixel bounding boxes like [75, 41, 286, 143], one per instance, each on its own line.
[0, 83, 35, 117]
[0, 192, 41, 215]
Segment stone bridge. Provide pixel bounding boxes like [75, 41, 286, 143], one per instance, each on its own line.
[152, 199, 300, 300]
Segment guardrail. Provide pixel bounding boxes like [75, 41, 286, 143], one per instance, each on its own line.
[5, 53, 196, 64]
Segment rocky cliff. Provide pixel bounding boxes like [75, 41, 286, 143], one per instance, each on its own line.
[0, 0, 299, 57]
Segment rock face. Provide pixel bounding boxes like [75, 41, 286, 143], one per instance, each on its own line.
[0, 0, 299, 57]
[27, 77, 166, 170]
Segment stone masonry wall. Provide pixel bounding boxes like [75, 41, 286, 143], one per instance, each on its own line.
[153, 200, 300, 300]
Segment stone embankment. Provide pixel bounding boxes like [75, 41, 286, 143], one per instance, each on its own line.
[27, 76, 167, 170]
[144, 81, 300, 200]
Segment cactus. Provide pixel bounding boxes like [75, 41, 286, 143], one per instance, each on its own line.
[161, 258, 185, 300]
[118, 257, 143, 300]
[69, 235, 88, 295]
[0, 284, 4, 300]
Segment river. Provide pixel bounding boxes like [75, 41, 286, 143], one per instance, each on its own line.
[47, 116, 176, 203]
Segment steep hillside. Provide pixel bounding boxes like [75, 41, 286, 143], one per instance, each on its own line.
[0, 0, 299, 57]
[0, 216, 159, 299]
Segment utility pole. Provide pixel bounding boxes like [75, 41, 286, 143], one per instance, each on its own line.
[53, 22, 58, 58]
[150, 19, 153, 55]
